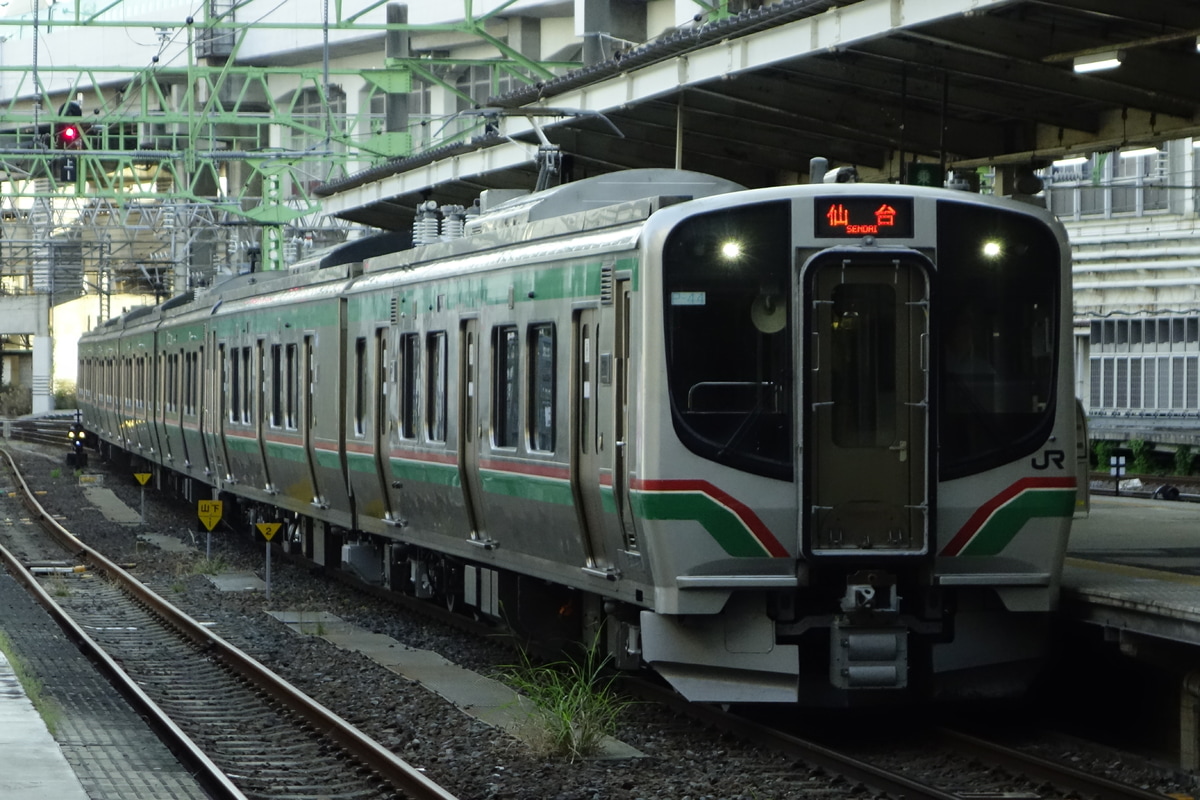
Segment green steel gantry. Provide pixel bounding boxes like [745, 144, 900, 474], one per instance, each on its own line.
[0, 0, 582, 307]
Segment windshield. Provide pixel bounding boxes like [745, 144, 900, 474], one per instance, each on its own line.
[662, 200, 793, 481]
[936, 201, 1061, 480]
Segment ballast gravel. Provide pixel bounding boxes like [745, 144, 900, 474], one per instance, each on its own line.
[5, 441, 1199, 800]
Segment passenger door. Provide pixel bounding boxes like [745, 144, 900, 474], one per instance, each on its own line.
[458, 318, 488, 543]
[803, 255, 931, 557]
[571, 307, 615, 576]
[204, 335, 231, 485]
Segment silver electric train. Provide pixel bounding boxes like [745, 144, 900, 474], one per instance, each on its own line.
[77, 168, 1077, 704]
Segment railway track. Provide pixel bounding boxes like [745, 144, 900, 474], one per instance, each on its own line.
[0, 442, 1189, 800]
[629, 669, 1178, 800]
[0, 447, 458, 800]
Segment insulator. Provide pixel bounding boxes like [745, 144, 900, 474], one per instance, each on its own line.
[440, 205, 466, 241]
[413, 201, 441, 246]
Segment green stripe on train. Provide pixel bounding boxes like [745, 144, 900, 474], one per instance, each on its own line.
[480, 469, 574, 505]
[959, 489, 1077, 556]
[265, 439, 308, 464]
[224, 435, 258, 454]
[630, 490, 768, 558]
[389, 457, 460, 488]
[349, 257, 640, 321]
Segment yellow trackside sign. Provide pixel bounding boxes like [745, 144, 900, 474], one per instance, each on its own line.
[256, 522, 281, 541]
[198, 500, 223, 531]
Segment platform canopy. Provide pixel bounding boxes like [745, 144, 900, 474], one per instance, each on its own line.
[320, 0, 1200, 230]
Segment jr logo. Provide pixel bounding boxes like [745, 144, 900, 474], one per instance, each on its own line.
[1032, 449, 1066, 470]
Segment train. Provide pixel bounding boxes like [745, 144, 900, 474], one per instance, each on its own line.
[77, 166, 1077, 705]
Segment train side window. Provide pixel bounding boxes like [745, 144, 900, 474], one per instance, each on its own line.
[285, 344, 298, 430]
[270, 345, 282, 428]
[165, 353, 173, 413]
[529, 323, 555, 452]
[243, 347, 254, 425]
[185, 353, 191, 415]
[354, 336, 367, 437]
[400, 333, 420, 439]
[194, 350, 201, 416]
[427, 331, 447, 442]
[229, 346, 240, 423]
[493, 325, 520, 449]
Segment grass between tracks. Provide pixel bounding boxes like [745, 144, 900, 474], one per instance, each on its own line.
[0, 630, 62, 736]
[498, 635, 633, 762]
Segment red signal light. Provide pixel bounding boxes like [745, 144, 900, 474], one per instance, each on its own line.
[61, 125, 78, 143]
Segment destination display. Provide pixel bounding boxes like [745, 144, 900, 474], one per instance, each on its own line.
[815, 196, 914, 238]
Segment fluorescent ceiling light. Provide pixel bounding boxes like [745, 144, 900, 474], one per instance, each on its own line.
[1052, 156, 1089, 167]
[1119, 146, 1161, 159]
[1073, 50, 1124, 73]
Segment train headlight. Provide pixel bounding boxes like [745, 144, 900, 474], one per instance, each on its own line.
[720, 240, 743, 261]
[982, 240, 1003, 259]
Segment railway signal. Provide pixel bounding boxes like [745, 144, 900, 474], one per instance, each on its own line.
[53, 101, 83, 183]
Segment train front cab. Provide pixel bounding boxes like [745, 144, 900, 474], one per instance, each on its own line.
[639, 186, 1074, 705]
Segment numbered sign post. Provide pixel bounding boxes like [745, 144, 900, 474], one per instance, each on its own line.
[1110, 455, 1126, 497]
[198, 500, 223, 560]
[257, 522, 281, 601]
[133, 473, 151, 523]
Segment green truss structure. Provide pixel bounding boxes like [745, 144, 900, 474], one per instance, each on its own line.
[0, 0, 581, 305]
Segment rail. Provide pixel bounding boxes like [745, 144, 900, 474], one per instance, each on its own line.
[0, 446, 461, 800]
[0, 415, 78, 448]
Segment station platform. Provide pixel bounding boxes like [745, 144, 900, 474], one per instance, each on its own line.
[0, 650, 90, 800]
[1059, 494, 1200, 768]
[1063, 494, 1200, 646]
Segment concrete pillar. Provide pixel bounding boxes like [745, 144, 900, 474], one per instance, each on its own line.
[32, 334, 53, 413]
[386, 4, 411, 136]
[507, 16, 541, 60]
[577, 0, 646, 65]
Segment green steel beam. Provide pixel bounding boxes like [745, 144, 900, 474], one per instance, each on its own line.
[0, 0, 716, 295]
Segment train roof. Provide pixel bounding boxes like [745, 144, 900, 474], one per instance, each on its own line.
[467, 168, 745, 235]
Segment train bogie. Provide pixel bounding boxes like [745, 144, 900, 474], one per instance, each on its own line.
[78, 167, 1076, 706]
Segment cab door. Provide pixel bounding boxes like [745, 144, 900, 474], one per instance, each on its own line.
[803, 254, 931, 556]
